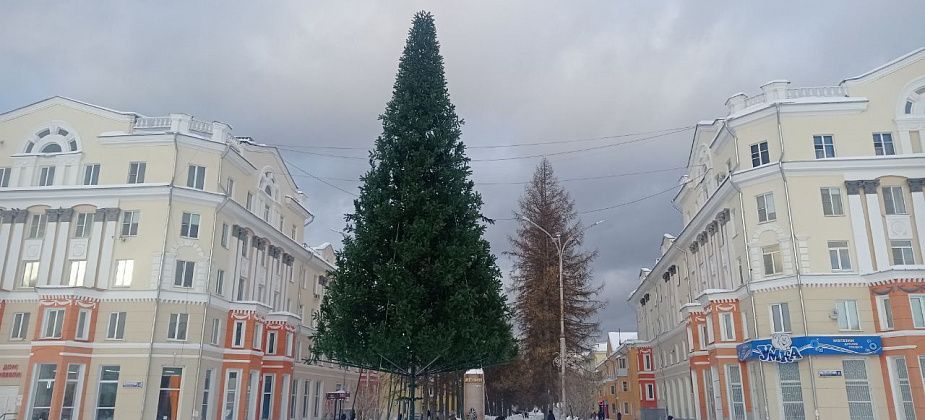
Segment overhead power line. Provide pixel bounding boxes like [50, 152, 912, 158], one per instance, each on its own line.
[287, 162, 359, 197]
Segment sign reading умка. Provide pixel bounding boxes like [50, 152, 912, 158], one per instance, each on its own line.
[737, 334, 882, 363]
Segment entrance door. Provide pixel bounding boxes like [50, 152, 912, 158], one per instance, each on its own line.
[0, 385, 19, 417]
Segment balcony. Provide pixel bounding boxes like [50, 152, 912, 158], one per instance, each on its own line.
[726, 80, 850, 115]
[132, 113, 232, 143]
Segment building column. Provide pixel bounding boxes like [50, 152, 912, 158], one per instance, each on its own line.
[86, 211, 106, 288]
[48, 208, 74, 285]
[0, 210, 27, 290]
[95, 208, 121, 289]
[845, 181, 874, 273]
[37, 209, 59, 286]
[907, 179, 925, 257]
[861, 180, 890, 271]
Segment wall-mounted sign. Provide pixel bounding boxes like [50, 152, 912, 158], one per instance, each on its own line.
[325, 391, 350, 400]
[0, 364, 21, 378]
[818, 370, 843, 377]
[737, 334, 881, 363]
[123, 381, 144, 388]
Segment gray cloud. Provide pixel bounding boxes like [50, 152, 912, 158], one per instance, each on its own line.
[2, 0, 924, 340]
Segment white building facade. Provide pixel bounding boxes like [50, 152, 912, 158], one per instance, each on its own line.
[0, 97, 359, 420]
[629, 48, 925, 420]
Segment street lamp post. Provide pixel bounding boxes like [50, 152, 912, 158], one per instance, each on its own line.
[519, 216, 604, 416]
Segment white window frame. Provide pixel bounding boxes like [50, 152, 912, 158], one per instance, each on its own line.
[120, 210, 139, 236]
[221, 223, 230, 248]
[215, 269, 225, 296]
[762, 245, 782, 276]
[11, 312, 30, 340]
[167, 313, 189, 341]
[719, 312, 735, 341]
[232, 320, 246, 348]
[836, 299, 861, 331]
[42, 308, 65, 339]
[820, 187, 844, 216]
[114, 260, 134, 287]
[107, 312, 126, 340]
[910, 294, 925, 328]
[842, 359, 874, 420]
[828, 240, 852, 271]
[74, 212, 94, 238]
[127, 161, 146, 184]
[874, 132, 896, 156]
[174, 260, 195, 288]
[223, 369, 242, 420]
[756, 192, 776, 223]
[253, 323, 263, 350]
[891, 240, 916, 266]
[883, 186, 908, 215]
[68, 260, 87, 286]
[75, 309, 90, 341]
[28, 213, 47, 239]
[877, 295, 894, 330]
[180, 212, 201, 238]
[725, 364, 746, 420]
[888, 356, 916, 420]
[22, 261, 40, 287]
[643, 353, 652, 371]
[644, 383, 655, 400]
[750, 141, 769, 167]
[187, 165, 206, 190]
[95, 365, 120, 420]
[698, 324, 707, 349]
[813, 134, 836, 159]
[266, 331, 278, 355]
[83, 163, 100, 185]
[38, 165, 55, 186]
[770, 303, 791, 333]
[0, 167, 10, 187]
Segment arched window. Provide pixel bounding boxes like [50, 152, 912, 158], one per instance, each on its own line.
[23, 123, 80, 154]
[41, 143, 62, 153]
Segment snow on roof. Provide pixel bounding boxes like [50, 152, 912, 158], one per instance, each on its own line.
[842, 47, 925, 84]
[594, 342, 608, 353]
[608, 331, 638, 350]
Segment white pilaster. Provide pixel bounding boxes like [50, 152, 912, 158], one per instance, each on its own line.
[898, 130, 913, 154]
[2, 211, 27, 289]
[96, 208, 120, 289]
[846, 181, 873, 273]
[86, 213, 105, 288]
[0, 218, 11, 287]
[45, 209, 74, 284]
[37, 218, 58, 287]
[908, 179, 925, 257]
[863, 181, 890, 271]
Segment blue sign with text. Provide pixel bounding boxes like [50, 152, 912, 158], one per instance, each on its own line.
[737, 334, 882, 363]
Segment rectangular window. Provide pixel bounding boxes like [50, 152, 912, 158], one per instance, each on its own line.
[221, 223, 229, 248]
[180, 212, 201, 238]
[842, 359, 874, 420]
[891, 240, 915, 265]
[779, 363, 806, 420]
[698, 324, 707, 349]
[645, 383, 655, 400]
[224, 370, 241, 420]
[264, 204, 271, 221]
[750, 141, 769, 167]
[246, 192, 254, 211]
[30, 364, 56, 419]
[828, 241, 852, 271]
[813, 135, 836, 159]
[96, 365, 120, 420]
[873, 132, 895, 156]
[75, 309, 90, 340]
[156, 368, 183, 420]
[883, 186, 907, 215]
[11, 312, 30, 340]
[227, 177, 235, 197]
[60, 364, 85, 419]
[266, 331, 277, 355]
[261, 374, 274, 420]
[232, 320, 245, 348]
[215, 270, 225, 296]
[168, 313, 189, 340]
[253, 323, 263, 350]
[820, 187, 844, 216]
[878, 295, 894, 330]
[643, 354, 652, 371]
[762, 245, 783, 275]
[313, 381, 322, 417]
[719, 312, 735, 341]
[107, 312, 126, 340]
[0, 167, 10, 187]
[120, 210, 139, 236]
[127, 162, 146, 184]
[771, 303, 791, 333]
[756, 193, 776, 222]
[39, 166, 55, 186]
[42, 308, 65, 338]
[201, 369, 214, 420]
[910, 295, 925, 328]
[211, 319, 221, 345]
[22, 261, 40, 287]
[74, 212, 94, 238]
[114, 260, 134, 287]
[837, 300, 861, 331]
[891, 357, 916, 420]
[174, 260, 195, 288]
[289, 378, 298, 420]
[83, 163, 100, 185]
[69, 260, 87, 286]
[726, 364, 746, 419]
[302, 380, 311, 417]
[28, 213, 47, 239]
[187, 165, 206, 189]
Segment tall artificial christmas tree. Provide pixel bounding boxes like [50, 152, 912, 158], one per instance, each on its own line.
[313, 12, 516, 420]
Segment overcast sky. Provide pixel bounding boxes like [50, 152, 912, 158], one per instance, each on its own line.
[3, 1, 924, 341]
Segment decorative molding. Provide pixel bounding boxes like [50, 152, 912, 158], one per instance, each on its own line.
[908, 178, 925, 193]
[861, 179, 881, 194]
[95, 207, 120, 221]
[46, 207, 74, 222]
[845, 180, 863, 195]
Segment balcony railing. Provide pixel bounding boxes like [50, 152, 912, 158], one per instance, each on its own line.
[786, 86, 848, 99]
[743, 93, 766, 108]
[188, 118, 213, 135]
[133, 117, 172, 130]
